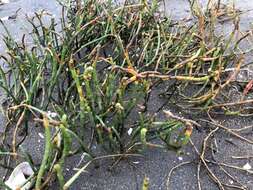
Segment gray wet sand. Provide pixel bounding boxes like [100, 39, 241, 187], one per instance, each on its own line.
[0, 0, 253, 190]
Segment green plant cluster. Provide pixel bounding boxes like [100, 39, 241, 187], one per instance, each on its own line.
[0, 0, 243, 189]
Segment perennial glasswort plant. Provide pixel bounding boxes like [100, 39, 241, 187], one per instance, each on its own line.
[0, 0, 249, 189]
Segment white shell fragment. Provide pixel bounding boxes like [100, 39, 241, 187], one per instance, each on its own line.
[243, 162, 252, 170]
[5, 162, 34, 190]
[47, 111, 57, 118]
[127, 128, 133, 135]
[0, 0, 9, 4]
[38, 132, 44, 139]
[0, 16, 8, 21]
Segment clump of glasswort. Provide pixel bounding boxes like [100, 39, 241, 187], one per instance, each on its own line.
[0, 0, 251, 189]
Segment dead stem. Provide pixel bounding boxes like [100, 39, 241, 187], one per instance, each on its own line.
[166, 161, 192, 190]
[1, 0, 253, 189]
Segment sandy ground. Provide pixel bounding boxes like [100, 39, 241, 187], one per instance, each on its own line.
[0, 0, 253, 190]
